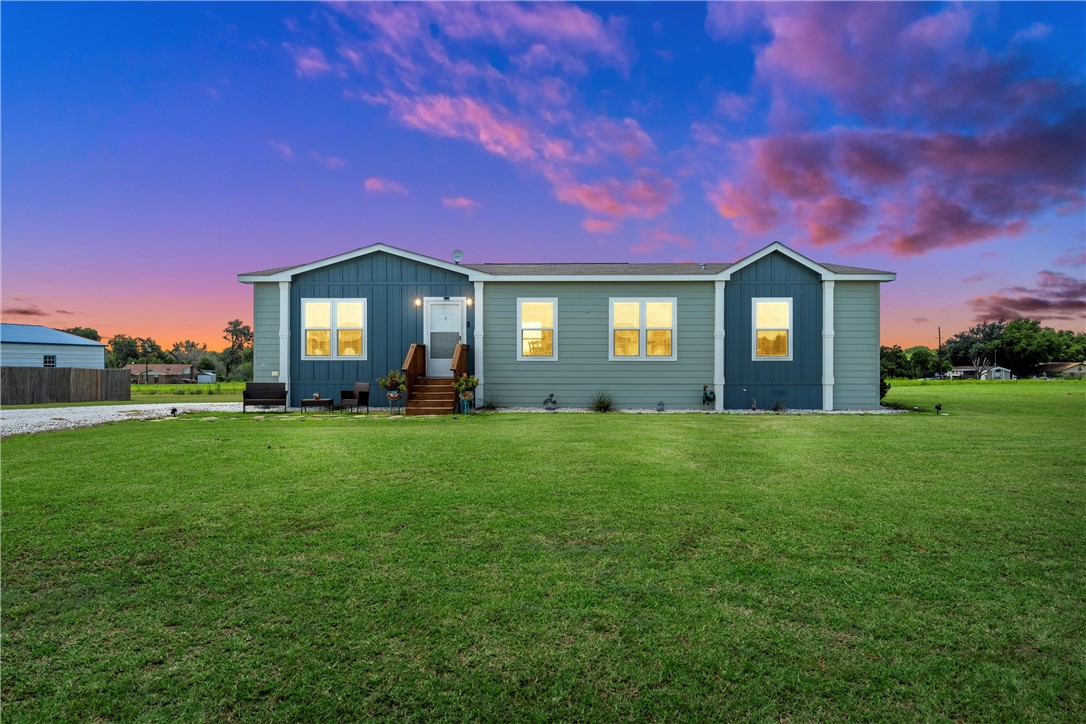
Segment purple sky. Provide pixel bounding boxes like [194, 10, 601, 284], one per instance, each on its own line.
[2, 2, 1083, 350]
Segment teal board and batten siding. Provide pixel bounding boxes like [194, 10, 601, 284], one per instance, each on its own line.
[253, 283, 281, 383]
[833, 282, 880, 409]
[289, 252, 473, 406]
[723, 252, 822, 410]
[482, 282, 714, 409]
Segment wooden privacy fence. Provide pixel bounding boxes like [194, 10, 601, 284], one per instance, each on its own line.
[1, 367, 131, 405]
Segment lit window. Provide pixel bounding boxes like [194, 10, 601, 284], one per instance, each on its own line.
[609, 298, 676, 361]
[517, 299, 557, 360]
[302, 299, 366, 359]
[43, 355, 57, 368]
[753, 298, 792, 360]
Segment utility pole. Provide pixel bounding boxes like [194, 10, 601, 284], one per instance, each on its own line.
[937, 326, 943, 378]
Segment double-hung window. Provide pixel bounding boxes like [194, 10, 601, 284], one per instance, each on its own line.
[302, 299, 367, 360]
[752, 298, 792, 360]
[517, 298, 557, 360]
[609, 298, 677, 361]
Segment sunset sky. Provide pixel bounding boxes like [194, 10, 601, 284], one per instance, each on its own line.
[3, 1, 1083, 351]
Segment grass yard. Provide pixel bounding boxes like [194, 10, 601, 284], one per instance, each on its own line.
[2, 382, 1083, 720]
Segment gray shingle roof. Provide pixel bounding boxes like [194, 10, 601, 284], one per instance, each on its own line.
[0, 324, 106, 346]
[461, 262, 731, 275]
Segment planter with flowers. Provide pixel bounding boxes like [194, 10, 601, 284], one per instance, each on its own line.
[453, 373, 479, 413]
[377, 370, 407, 414]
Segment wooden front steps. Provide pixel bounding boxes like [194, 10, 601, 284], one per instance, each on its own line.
[406, 377, 456, 415]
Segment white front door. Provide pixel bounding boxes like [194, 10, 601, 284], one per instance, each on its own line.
[424, 298, 466, 377]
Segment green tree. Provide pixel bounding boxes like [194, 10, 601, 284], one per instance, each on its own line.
[137, 337, 173, 364]
[197, 354, 217, 372]
[223, 320, 253, 353]
[945, 320, 1006, 367]
[61, 327, 101, 341]
[909, 347, 939, 378]
[999, 319, 1061, 376]
[171, 339, 208, 363]
[880, 345, 911, 378]
[106, 334, 140, 368]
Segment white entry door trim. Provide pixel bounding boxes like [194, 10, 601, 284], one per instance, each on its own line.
[423, 297, 467, 377]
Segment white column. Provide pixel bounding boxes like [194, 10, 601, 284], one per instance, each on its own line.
[714, 280, 725, 411]
[279, 281, 291, 399]
[822, 280, 835, 411]
[473, 281, 485, 406]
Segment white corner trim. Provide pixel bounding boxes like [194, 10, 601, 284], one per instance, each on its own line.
[714, 280, 725, 411]
[278, 281, 291, 397]
[474, 281, 485, 406]
[822, 281, 835, 411]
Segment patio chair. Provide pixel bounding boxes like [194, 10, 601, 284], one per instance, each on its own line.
[339, 382, 370, 412]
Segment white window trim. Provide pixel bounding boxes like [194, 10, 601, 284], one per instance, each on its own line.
[608, 297, 678, 362]
[300, 298, 368, 361]
[752, 297, 793, 362]
[516, 297, 558, 361]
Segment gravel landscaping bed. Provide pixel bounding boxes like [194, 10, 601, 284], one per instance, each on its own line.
[1, 403, 244, 437]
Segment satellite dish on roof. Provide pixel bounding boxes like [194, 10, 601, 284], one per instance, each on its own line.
[451, 249, 464, 264]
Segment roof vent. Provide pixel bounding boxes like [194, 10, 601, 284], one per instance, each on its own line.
[698, 263, 707, 271]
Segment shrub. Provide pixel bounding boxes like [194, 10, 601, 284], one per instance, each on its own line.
[880, 376, 892, 399]
[590, 390, 615, 413]
[771, 399, 786, 413]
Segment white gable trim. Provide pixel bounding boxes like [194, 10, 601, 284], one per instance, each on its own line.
[237, 244, 488, 283]
[719, 242, 829, 281]
[718, 242, 895, 282]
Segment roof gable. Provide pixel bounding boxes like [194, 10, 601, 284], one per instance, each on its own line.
[238, 244, 472, 282]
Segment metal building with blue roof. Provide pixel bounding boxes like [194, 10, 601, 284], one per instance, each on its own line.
[0, 323, 106, 368]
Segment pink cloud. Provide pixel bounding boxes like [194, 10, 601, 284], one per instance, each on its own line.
[308, 152, 348, 169]
[554, 171, 677, 220]
[710, 109, 1085, 255]
[387, 94, 536, 162]
[582, 219, 618, 234]
[364, 177, 407, 195]
[583, 117, 656, 164]
[1055, 249, 1086, 267]
[963, 272, 993, 284]
[442, 196, 480, 211]
[969, 271, 1086, 323]
[283, 44, 333, 78]
[268, 140, 294, 159]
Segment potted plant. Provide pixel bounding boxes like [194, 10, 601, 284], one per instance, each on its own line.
[452, 373, 479, 399]
[453, 373, 479, 414]
[377, 370, 407, 400]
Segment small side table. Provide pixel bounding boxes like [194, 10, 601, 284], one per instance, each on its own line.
[301, 398, 334, 413]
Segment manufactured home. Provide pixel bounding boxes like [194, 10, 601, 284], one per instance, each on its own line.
[238, 242, 895, 412]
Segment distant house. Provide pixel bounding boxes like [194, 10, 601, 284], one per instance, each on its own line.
[981, 366, 1013, 380]
[0, 324, 106, 368]
[1037, 361, 1086, 378]
[124, 363, 200, 384]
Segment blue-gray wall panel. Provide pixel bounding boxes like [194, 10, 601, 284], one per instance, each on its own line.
[724, 252, 822, 409]
[288, 252, 473, 405]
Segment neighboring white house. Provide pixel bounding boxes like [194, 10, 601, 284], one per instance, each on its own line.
[0, 324, 106, 368]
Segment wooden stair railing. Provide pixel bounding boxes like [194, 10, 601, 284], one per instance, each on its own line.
[450, 343, 469, 380]
[402, 343, 425, 400]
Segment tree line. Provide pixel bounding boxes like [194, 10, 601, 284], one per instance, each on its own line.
[882, 318, 1086, 379]
[61, 320, 254, 381]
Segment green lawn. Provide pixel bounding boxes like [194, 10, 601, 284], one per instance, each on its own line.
[3, 381, 1083, 720]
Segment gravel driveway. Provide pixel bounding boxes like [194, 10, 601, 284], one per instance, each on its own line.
[1, 402, 244, 437]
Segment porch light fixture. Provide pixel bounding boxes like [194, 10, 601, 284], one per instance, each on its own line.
[414, 298, 422, 308]
[466, 297, 474, 307]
